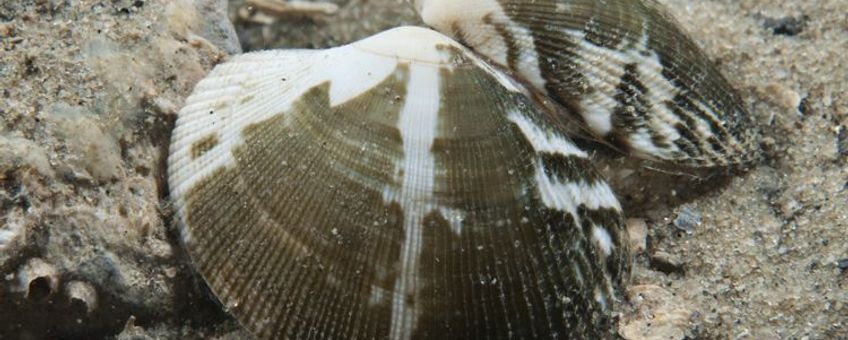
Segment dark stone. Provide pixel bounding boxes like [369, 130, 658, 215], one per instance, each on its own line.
[761, 15, 807, 36]
[798, 96, 812, 116]
[837, 125, 848, 158]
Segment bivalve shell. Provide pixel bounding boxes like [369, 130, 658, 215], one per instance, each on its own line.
[169, 26, 629, 339]
[415, 0, 761, 168]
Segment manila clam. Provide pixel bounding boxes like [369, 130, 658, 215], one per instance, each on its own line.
[168, 0, 758, 339]
[416, 0, 760, 168]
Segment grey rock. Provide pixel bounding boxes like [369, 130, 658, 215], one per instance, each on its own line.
[674, 206, 702, 232]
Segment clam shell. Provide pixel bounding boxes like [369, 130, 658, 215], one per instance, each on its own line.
[416, 0, 760, 168]
[169, 26, 629, 339]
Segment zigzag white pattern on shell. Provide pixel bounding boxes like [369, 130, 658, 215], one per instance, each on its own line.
[562, 27, 715, 160]
[414, 0, 758, 169]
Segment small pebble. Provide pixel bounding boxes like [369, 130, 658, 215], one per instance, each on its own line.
[838, 259, 848, 271]
[765, 83, 802, 111]
[650, 251, 685, 275]
[65, 281, 98, 314]
[626, 218, 648, 253]
[779, 199, 802, 219]
[837, 125, 847, 158]
[761, 15, 807, 36]
[0, 22, 15, 37]
[164, 267, 178, 279]
[674, 206, 702, 232]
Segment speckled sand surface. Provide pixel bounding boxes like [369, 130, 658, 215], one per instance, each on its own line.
[0, 0, 845, 339]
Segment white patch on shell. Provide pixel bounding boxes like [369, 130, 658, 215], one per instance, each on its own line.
[581, 104, 614, 136]
[594, 287, 609, 311]
[506, 110, 588, 158]
[416, 0, 547, 89]
[169, 47, 395, 245]
[354, 26, 460, 66]
[438, 207, 466, 235]
[628, 127, 668, 160]
[384, 62, 441, 340]
[465, 52, 524, 93]
[592, 225, 614, 256]
[533, 160, 621, 216]
[369, 286, 388, 306]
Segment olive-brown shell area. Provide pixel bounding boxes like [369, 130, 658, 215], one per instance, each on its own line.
[172, 39, 628, 338]
[419, 0, 761, 168]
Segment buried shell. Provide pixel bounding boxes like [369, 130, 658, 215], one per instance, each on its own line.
[168, 26, 629, 339]
[13, 258, 60, 300]
[415, 0, 761, 168]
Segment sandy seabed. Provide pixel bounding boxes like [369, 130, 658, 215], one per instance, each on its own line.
[0, 0, 845, 339]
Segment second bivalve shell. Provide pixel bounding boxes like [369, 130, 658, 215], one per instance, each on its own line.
[415, 0, 761, 168]
[169, 26, 629, 339]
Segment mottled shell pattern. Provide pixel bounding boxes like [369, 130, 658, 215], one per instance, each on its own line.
[168, 0, 758, 339]
[417, 0, 760, 168]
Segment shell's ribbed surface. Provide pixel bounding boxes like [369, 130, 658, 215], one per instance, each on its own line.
[168, 27, 629, 339]
[417, 0, 760, 168]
